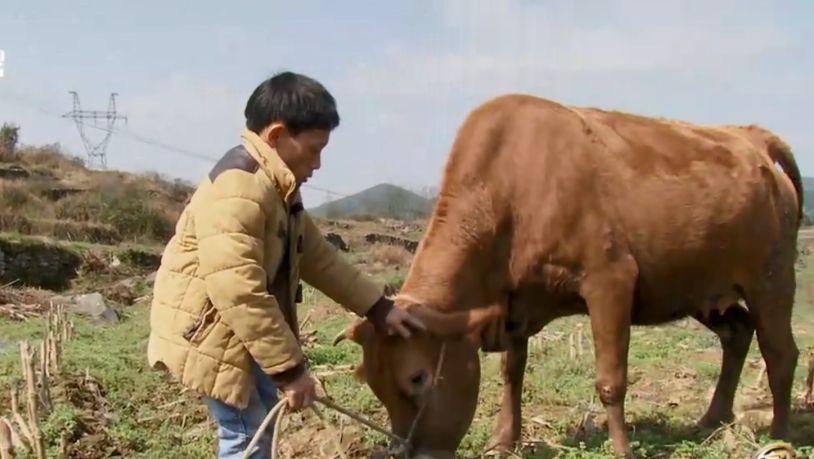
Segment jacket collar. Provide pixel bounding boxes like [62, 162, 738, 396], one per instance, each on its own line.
[241, 128, 299, 204]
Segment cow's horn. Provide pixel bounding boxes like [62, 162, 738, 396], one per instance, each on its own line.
[333, 329, 348, 346]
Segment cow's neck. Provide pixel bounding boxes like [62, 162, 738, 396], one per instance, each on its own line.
[400, 191, 508, 312]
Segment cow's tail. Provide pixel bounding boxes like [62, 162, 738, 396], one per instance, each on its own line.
[766, 134, 804, 226]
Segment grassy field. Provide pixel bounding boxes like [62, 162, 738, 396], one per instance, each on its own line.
[1, 245, 814, 458]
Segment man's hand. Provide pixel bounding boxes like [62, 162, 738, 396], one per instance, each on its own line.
[366, 296, 426, 338]
[384, 305, 426, 338]
[280, 371, 318, 410]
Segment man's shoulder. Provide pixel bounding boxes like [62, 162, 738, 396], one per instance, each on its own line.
[203, 145, 276, 208]
[208, 145, 258, 182]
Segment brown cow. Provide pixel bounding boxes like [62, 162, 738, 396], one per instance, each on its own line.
[336, 94, 803, 458]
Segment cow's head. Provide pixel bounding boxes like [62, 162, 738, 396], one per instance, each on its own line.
[335, 299, 505, 458]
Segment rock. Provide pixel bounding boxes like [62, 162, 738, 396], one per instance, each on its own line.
[145, 271, 157, 286]
[325, 232, 349, 252]
[52, 292, 119, 323]
[105, 278, 138, 305]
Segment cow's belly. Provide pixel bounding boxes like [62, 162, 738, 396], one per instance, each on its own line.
[630, 268, 744, 325]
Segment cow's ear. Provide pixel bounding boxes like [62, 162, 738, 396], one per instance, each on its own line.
[333, 319, 375, 346]
[404, 303, 505, 338]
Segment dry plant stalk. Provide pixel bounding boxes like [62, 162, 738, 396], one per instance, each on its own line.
[47, 302, 65, 374]
[0, 417, 14, 459]
[575, 323, 584, 357]
[60, 305, 70, 342]
[37, 342, 51, 412]
[58, 434, 68, 459]
[42, 318, 51, 380]
[753, 359, 767, 388]
[19, 343, 45, 459]
[568, 324, 586, 359]
[803, 350, 814, 406]
[9, 390, 33, 451]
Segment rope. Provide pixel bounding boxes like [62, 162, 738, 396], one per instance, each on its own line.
[241, 343, 448, 458]
[242, 396, 406, 459]
[405, 341, 447, 445]
[315, 397, 405, 444]
[271, 402, 287, 459]
[242, 399, 287, 459]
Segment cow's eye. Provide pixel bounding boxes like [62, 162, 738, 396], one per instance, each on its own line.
[404, 369, 431, 397]
[410, 370, 427, 387]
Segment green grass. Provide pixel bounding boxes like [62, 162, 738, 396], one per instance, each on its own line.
[0, 307, 215, 458]
[1, 250, 813, 458]
[298, 287, 814, 458]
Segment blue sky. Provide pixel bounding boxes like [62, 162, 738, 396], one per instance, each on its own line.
[1, 1, 812, 204]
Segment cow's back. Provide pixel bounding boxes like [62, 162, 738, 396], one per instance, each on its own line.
[565, 108, 799, 318]
[438, 95, 800, 322]
[574, 108, 795, 251]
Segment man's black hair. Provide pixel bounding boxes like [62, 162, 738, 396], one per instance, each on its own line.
[244, 71, 340, 135]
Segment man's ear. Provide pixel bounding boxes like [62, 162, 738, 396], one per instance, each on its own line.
[262, 122, 286, 148]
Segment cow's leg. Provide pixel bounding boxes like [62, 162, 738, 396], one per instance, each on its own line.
[695, 306, 754, 427]
[747, 266, 798, 439]
[488, 337, 529, 453]
[582, 258, 637, 458]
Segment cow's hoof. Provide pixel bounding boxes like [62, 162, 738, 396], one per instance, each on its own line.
[697, 411, 735, 429]
[483, 438, 513, 457]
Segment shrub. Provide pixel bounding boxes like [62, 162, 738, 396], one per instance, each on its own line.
[99, 191, 174, 242]
[19, 144, 84, 171]
[0, 182, 32, 209]
[55, 193, 105, 221]
[369, 243, 412, 267]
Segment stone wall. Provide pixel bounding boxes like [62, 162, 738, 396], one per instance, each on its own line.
[364, 233, 419, 253]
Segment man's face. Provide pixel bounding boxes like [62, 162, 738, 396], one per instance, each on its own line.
[267, 124, 330, 184]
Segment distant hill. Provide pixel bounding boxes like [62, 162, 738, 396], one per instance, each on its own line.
[803, 177, 814, 221]
[310, 177, 814, 224]
[803, 177, 814, 199]
[308, 183, 432, 221]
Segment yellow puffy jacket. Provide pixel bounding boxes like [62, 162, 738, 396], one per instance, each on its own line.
[147, 129, 384, 408]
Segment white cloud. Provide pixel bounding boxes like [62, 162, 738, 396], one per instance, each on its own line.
[441, 0, 790, 70]
[322, 0, 812, 196]
[2, 0, 810, 203]
[343, 0, 792, 100]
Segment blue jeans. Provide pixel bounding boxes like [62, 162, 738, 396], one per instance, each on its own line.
[204, 360, 280, 459]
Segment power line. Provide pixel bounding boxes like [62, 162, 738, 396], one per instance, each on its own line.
[80, 122, 349, 197]
[2, 92, 351, 198]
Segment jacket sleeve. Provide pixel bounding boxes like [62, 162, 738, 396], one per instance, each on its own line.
[195, 171, 304, 377]
[299, 213, 384, 316]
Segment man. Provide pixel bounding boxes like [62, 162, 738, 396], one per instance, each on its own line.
[147, 71, 424, 458]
